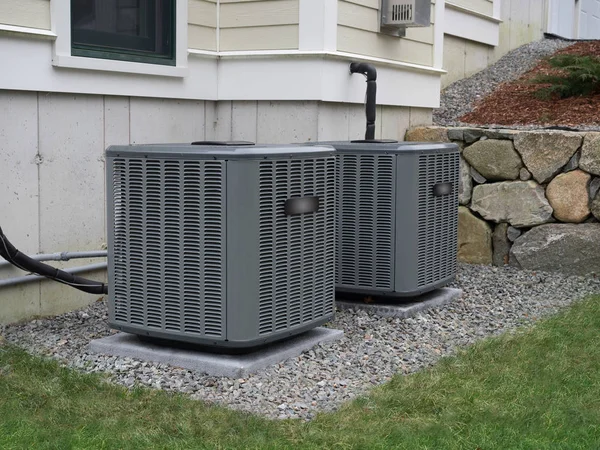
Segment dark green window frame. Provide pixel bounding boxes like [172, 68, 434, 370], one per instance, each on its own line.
[71, 0, 176, 66]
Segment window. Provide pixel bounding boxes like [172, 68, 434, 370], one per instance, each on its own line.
[70, 0, 175, 66]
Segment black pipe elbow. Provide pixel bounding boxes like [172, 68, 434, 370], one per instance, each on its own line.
[350, 62, 377, 81]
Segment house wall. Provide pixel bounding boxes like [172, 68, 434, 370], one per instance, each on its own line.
[219, 0, 300, 51]
[0, 88, 432, 325]
[442, 0, 548, 88]
[337, 0, 436, 66]
[0, 0, 51, 30]
[189, 0, 218, 51]
[0, 90, 210, 324]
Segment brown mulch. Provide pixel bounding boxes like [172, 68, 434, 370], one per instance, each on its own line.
[460, 41, 600, 128]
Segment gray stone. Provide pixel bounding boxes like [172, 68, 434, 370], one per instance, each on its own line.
[510, 223, 600, 276]
[459, 155, 472, 205]
[507, 226, 522, 242]
[580, 133, 600, 176]
[546, 170, 591, 223]
[470, 166, 487, 184]
[484, 129, 519, 140]
[463, 139, 523, 181]
[447, 128, 465, 141]
[464, 128, 486, 144]
[335, 288, 463, 318]
[513, 131, 583, 183]
[591, 192, 600, 221]
[492, 223, 511, 266]
[470, 181, 554, 228]
[88, 327, 344, 378]
[563, 149, 581, 173]
[589, 177, 600, 200]
[519, 168, 532, 181]
[458, 206, 493, 265]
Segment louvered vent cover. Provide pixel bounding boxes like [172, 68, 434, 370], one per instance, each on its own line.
[110, 158, 226, 339]
[257, 158, 336, 335]
[336, 153, 395, 290]
[417, 152, 459, 288]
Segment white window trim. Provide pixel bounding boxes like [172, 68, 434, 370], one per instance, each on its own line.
[50, 0, 189, 78]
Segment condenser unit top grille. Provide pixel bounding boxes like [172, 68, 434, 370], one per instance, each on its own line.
[313, 141, 459, 155]
[106, 143, 336, 160]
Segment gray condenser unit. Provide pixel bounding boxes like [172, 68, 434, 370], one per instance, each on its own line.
[105, 142, 337, 349]
[327, 140, 460, 297]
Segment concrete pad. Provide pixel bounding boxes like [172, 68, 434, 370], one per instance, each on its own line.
[335, 288, 463, 318]
[88, 327, 343, 378]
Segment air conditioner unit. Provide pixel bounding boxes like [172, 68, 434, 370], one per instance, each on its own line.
[315, 140, 460, 298]
[105, 141, 337, 350]
[380, 0, 431, 36]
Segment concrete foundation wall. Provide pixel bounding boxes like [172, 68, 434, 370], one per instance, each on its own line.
[0, 90, 433, 324]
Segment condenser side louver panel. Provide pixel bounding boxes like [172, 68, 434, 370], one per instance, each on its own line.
[106, 144, 337, 349]
[335, 153, 396, 292]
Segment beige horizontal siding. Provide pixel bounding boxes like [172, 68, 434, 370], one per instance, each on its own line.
[220, 25, 299, 51]
[219, 0, 299, 51]
[188, 0, 217, 51]
[338, 26, 433, 65]
[447, 0, 494, 16]
[337, 0, 435, 65]
[0, 0, 50, 30]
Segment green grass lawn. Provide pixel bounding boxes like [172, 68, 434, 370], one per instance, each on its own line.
[2, 296, 600, 450]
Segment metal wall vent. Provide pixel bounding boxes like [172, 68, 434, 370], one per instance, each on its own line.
[381, 0, 431, 36]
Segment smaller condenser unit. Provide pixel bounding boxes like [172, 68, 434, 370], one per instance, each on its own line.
[317, 140, 460, 297]
[105, 142, 337, 350]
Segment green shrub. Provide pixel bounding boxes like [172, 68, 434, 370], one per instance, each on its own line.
[531, 54, 600, 100]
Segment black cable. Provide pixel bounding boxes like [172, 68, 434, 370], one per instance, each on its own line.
[0, 226, 108, 295]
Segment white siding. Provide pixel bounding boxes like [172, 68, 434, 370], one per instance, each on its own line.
[447, 0, 493, 15]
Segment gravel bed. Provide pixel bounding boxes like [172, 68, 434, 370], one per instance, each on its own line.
[2, 263, 600, 421]
[433, 37, 577, 128]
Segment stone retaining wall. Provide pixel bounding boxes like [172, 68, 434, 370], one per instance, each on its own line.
[406, 126, 600, 276]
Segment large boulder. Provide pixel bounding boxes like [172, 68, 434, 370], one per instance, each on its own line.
[470, 181, 554, 228]
[492, 223, 511, 266]
[405, 127, 450, 142]
[546, 170, 591, 223]
[462, 139, 523, 181]
[513, 132, 582, 183]
[458, 207, 492, 264]
[580, 133, 600, 176]
[459, 155, 472, 205]
[510, 224, 600, 275]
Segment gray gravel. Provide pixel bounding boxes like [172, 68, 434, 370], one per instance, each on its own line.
[2, 263, 600, 421]
[433, 37, 583, 129]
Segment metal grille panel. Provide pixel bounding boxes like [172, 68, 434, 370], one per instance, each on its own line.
[110, 158, 226, 339]
[417, 152, 459, 288]
[336, 154, 395, 290]
[258, 157, 336, 335]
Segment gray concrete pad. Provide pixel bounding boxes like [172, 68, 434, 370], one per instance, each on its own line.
[335, 287, 463, 318]
[88, 327, 343, 378]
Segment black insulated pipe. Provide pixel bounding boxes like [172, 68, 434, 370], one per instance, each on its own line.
[350, 62, 377, 141]
[0, 226, 108, 295]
